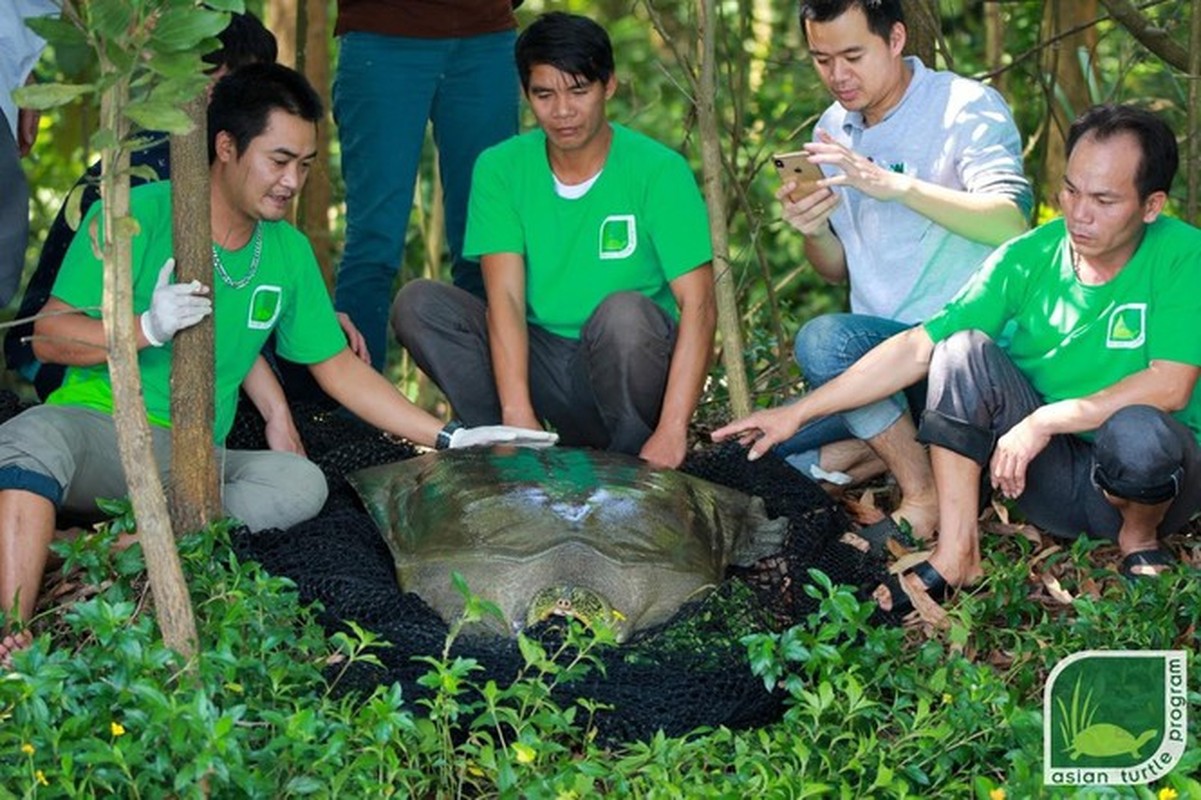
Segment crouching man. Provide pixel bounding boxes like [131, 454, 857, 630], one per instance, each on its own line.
[0, 63, 555, 660]
[715, 104, 1201, 614]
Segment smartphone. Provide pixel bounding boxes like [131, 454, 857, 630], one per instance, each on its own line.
[772, 150, 824, 201]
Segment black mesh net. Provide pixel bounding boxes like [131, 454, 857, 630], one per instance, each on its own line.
[3, 389, 894, 743]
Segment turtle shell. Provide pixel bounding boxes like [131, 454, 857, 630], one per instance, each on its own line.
[348, 446, 785, 640]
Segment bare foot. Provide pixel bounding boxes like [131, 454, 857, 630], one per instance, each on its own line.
[0, 629, 33, 667]
[891, 502, 939, 544]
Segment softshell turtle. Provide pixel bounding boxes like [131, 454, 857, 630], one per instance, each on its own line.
[1068, 724, 1158, 760]
[348, 446, 787, 641]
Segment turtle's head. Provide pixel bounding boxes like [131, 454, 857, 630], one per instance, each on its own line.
[527, 584, 615, 634]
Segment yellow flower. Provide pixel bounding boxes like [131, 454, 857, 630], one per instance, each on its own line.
[110, 721, 126, 737]
[36, 770, 48, 786]
[1158, 788, 1178, 800]
[942, 693, 953, 704]
[513, 743, 536, 764]
[21, 743, 34, 756]
[989, 788, 1007, 800]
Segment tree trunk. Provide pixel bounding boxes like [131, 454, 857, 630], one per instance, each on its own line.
[1188, 0, 1200, 224]
[169, 95, 221, 532]
[698, 0, 750, 418]
[265, 0, 299, 69]
[298, 0, 336, 286]
[1040, 0, 1098, 191]
[100, 78, 198, 661]
[902, 0, 940, 67]
[984, 0, 1006, 95]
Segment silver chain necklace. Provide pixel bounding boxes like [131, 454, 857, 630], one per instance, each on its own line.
[211, 223, 263, 289]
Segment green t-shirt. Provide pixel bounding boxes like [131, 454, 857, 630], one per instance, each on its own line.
[464, 123, 713, 339]
[46, 181, 346, 443]
[924, 216, 1201, 442]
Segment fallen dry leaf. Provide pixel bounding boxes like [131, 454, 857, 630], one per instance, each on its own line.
[1027, 545, 1063, 569]
[1039, 573, 1075, 605]
[842, 491, 884, 524]
[991, 498, 1011, 526]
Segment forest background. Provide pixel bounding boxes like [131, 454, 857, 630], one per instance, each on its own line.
[6, 0, 1198, 420]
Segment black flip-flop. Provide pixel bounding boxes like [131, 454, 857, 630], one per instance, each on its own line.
[856, 516, 918, 559]
[1120, 547, 1176, 580]
[876, 559, 955, 616]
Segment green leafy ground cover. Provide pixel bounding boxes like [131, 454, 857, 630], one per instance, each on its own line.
[1, 503, 1198, 798]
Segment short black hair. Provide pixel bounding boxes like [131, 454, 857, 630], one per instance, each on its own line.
[207, 63, 322, 163]
[799, 0, 904, 43]
[515, 12, 614, 92]
[202, 11, 278, 72]
[1066, 104, 1178, 200]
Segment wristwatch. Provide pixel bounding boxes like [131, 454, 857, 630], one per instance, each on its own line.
[435, 420, 464, 450]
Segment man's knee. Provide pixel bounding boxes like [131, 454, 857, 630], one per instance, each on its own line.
[793, 314, 848, 378]
[794, 314, 900, 386]
[583, 292, 671, 353]
[225, 454, 328, 533]
[1093, 405, 1186, 505]
[390, 278, 442, 343]
[929, 329, 995, 376]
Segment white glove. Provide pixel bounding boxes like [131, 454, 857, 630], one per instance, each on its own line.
[140, 258, 212, 347]
[446, 424, 559, 450]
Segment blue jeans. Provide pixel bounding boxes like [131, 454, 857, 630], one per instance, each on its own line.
[332, 29, 519, 370]
[774, 313, 925, 472]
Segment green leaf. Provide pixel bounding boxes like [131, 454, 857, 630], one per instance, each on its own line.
[88, 0, 135, 41]
[11, 82, 94, 111]
[64, 184, 88, 231]
[24, 16, 88, 48]
[151, 8, 230, 53]
[201, 0, 247, 11]
[145, 50, 209, 80]
[125, 102, 195, 135]
[114, 216, 142, 240]
[91, 129, 120, 153]
[127, 164, 162, 185]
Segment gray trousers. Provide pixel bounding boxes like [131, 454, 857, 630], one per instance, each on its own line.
[0, 109, 29, 306]
[916, 330, 1201, 540]
[0, 405, 328, 532]
[392, 280, 677, 454]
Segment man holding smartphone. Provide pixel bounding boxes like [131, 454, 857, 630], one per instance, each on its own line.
[774, 0, 1032, 548]
[392, 12, 716, 470]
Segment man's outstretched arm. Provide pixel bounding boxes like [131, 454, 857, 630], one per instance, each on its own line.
[713, 325, 935, 460]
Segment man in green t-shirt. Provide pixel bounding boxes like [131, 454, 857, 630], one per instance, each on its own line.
[392, 12, 717, 469]
[713, 104, 1201, 615]
[0, 64, 555, 661]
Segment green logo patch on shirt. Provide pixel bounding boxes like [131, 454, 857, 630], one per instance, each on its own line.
[599, 214, 637, 260]
[1106, 303, 1146, 349]
[247, 285, 283, 330]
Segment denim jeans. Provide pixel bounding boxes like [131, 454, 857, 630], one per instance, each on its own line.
[775, 313, 925, 473]
[332, 29, 519, 370]
[917, 330, 1201, 539]
[0, 108, 28, 307]
[392, 281, 677, 454]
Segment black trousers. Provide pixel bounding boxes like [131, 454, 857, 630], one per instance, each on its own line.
[917, 330, 1201, 540]
[392, 279, 676, 455]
